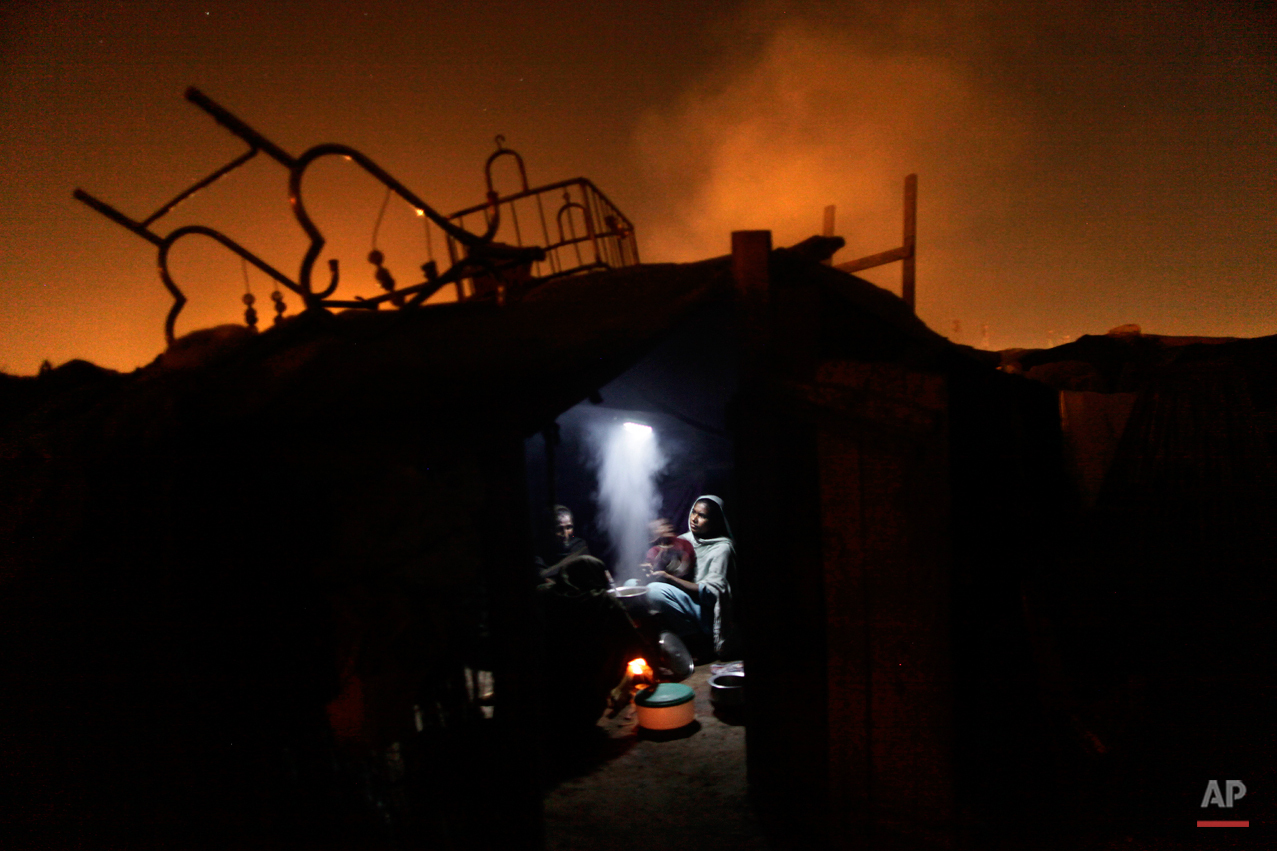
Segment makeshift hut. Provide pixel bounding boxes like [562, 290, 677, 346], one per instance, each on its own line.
[4, 234, 1272, 850]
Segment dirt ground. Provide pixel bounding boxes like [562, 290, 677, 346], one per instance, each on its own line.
[542, 664, 1269, 851]
[542, 664, 771, 850]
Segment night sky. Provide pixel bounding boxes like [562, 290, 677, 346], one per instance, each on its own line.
[2, 0, 1273, 374]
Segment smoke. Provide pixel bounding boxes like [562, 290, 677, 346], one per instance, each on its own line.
[629, 1, 1277, 347]
[631, 10, 1024, 342]
[590, 420, 667, 582]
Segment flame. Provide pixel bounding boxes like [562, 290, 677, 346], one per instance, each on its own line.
[627, 657, 651, 678]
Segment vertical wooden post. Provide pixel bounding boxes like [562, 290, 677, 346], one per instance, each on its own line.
[733, 230, 836, 845]
[732, 230, 773, 363]
[732, 232, 772, 293]
[902, 174, 917, 311]
[822, 205, 836, 266]
[542, 422, 559, 516]
[731, 228, 776, 808]
[480, 432, 543, 850]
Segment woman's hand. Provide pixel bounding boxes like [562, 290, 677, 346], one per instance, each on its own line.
[647, 569, 699, 595]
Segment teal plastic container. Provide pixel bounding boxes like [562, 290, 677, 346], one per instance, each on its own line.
[635, 682, 696, 730]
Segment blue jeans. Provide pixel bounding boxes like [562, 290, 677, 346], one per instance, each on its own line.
[628, 580, 717, 643]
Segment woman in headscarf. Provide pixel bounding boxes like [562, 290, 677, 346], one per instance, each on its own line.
[643, 495, 739, 660]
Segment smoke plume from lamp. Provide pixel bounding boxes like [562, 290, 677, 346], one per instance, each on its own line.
[593, 420, 665, 582]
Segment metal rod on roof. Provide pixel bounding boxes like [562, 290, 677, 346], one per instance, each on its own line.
[141, 147, 259, 228]
[185, 87, 297, 168]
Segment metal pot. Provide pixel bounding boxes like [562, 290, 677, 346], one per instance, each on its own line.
[708, 672, 745, 710]
[609, 584, 649, 615]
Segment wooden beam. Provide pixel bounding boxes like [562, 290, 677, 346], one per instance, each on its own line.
[835, 245, 909, 274]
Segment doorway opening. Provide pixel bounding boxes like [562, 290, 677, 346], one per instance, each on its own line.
[520, 308, 767, 848]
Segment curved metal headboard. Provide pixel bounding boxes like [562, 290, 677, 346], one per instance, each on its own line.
[74, 88, 522, 344]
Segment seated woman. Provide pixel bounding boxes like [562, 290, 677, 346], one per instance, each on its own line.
[643, 496, 739, 661]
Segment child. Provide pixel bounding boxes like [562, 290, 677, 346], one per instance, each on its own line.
[640, 518, 695, 581]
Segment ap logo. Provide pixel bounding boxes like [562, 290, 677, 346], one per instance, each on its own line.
[1201, 780, 1247, 808]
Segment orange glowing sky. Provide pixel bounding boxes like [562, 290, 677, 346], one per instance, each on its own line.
[2, 1, 1273, 374]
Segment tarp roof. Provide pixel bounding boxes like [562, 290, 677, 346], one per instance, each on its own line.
[2, 245, 994, 446]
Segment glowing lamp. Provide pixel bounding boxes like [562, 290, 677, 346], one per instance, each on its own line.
[622, 421, 652, 438]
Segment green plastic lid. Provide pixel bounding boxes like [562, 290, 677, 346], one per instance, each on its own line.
[635, 682, 695, 708]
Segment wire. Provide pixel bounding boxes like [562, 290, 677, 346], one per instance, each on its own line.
[371, 185, 392, 251]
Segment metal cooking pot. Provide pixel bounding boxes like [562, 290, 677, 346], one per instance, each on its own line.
[608, 584, 649, 615]
[709, 672, 745, 710]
